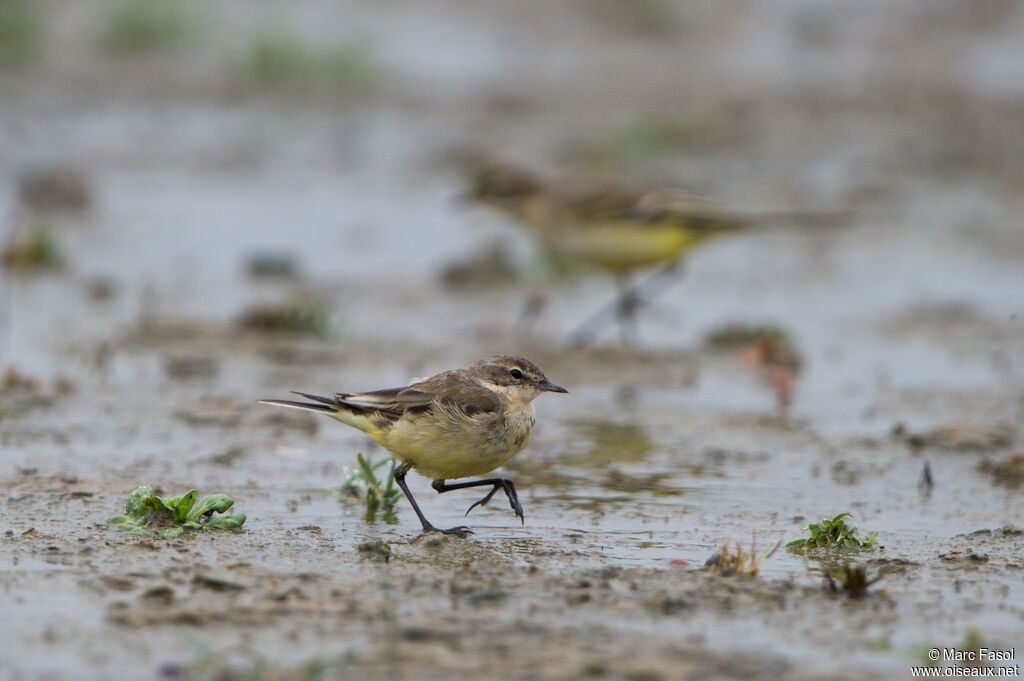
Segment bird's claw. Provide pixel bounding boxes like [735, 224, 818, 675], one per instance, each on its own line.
[464, 485, 500, 517]
[512, 502, 524, 525]
[465, 498, 487, 516]
[465, 481, 525, 525]
[422, 524, 474, 537]
[504, 483, 524, 525]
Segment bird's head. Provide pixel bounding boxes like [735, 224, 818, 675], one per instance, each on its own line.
[472, 355, 567, 402]
[465, 162, 544, 211]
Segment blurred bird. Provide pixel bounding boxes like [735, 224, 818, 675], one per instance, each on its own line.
[465, 160, 842, 345]
[467, 161, 747, 273]
[259, 355, 567, 535]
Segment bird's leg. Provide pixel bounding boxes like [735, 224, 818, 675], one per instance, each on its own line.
[566, 260, 685, 348]
[394, 462, 472, 536]
[615, 275, 639, 345]
[431, 477, 524, 525]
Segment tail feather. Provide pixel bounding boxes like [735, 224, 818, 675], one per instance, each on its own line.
[258, 398, 337, 414]
[290, 391, 342, 406]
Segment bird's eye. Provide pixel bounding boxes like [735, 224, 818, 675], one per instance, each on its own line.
[509, 368, 524, 380]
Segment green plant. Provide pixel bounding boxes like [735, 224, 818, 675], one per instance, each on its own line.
[340, 453, 400, 522]
[0, 0, 40, 68]
[99, 1, 188, 54]
[2, 224, 61, 271]
[245, 33, 377, 95]
[108, 486, 246, 537]
[787, 513, 878, 551]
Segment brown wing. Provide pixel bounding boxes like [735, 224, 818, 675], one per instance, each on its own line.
[428, 373, 502, 417]
[405, 370, 502, 417]
[335, 387, 434, 420]
[628, 190, 750, 230]
[551, 182, 747, 232]
[335, 371, 502, 421]
[550, 181, 646, 223]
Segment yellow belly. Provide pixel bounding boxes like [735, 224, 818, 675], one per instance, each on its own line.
[370, 403, 535, 481]
[547, 222, 698, 272]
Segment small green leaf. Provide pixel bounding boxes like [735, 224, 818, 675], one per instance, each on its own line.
[156, 526, 184, 538]
[357, 453, 377, 480]
[144, 493, 182, 520]
[187, 494, 235, 521]
[124, 486, 155, 518]
[171, 490, 199, 522]
[107, 515, 147, 532]
[206, 513, 246, 531]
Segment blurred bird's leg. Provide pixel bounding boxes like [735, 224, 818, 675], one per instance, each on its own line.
[432, 477, 524, 525]
[394, 462, 473, 536]
[566, 278, 640, 348]
[637, 259, 686, 301]
[615, 275, 640, 345]
[565, 260, 685, 348]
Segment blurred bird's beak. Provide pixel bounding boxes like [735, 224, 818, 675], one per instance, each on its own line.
[451, 190, 475, 207]
[540, 380, 568, 393]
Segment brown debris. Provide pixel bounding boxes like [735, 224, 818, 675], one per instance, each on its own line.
[905, 423, 1015, 452]
[19, 166, 93, 215]
[978, 453, 1024, 487]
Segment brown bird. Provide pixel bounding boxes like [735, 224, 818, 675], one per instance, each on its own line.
[260, 355, 567, 535]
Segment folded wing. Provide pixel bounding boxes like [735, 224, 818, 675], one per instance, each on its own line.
[264, 372, 503, 423]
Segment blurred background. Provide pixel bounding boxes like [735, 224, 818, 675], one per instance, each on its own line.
[3, 0, 1022, 363]
[2, 1, 1024, 679]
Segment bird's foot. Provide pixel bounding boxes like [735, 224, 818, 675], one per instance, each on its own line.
[465, 480, 524, 525]
[421, 524, 474, 537]
[510, 498, 525, 525]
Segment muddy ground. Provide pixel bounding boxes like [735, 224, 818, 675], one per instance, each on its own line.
[2, 1, 1024, 680]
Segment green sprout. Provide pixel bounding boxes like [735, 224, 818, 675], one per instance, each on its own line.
[244, 33, 377, 95]
[0, 0, 40, 69]
[786, 513, 878, 551]
[340, 453, 401, 523]
[2, 224, 61, 271]
[108, 485, 246, 537]
[99, 1, 189, 54]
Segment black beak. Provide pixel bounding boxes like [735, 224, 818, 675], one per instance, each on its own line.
[540, 380, 568, 394]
